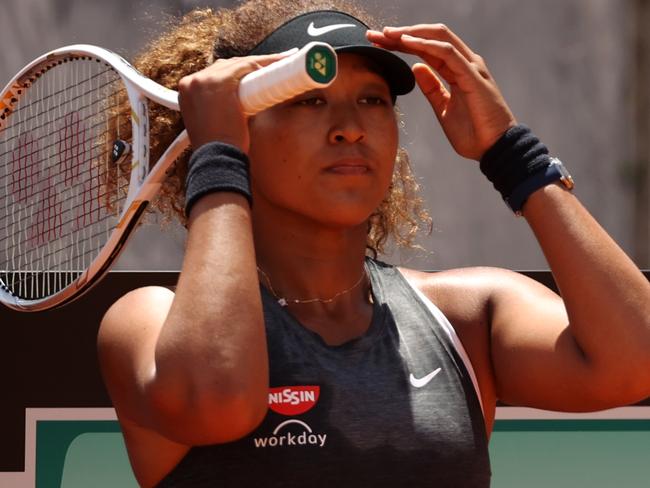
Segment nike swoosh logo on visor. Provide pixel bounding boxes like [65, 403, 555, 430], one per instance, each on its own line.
[307, 22, 356, 37]
[409, 367, 442, 388]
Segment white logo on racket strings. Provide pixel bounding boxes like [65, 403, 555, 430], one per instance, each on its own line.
[307, 22, 356, 37]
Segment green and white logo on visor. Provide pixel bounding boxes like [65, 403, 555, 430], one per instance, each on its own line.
[305, 45, 336, 84]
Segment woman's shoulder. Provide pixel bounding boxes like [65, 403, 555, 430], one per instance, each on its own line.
[395, 265, 546, 338]
[108, 285, 175, 312]
[101, 286, 175, 329]
[397, 265, 524, 302]
[97, 286, 175, 372]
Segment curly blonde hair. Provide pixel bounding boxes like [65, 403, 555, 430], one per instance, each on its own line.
[129, 0, 431, 255]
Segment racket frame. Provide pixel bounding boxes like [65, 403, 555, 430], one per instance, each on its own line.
[0, 42, 336, 311]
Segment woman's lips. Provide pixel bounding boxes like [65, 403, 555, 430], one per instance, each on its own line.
[326, 165, 369, 175]
[323, 159, 371, 175]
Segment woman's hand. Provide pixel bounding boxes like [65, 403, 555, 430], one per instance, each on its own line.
[368, 24, 516, 160]
[178, 52, 291, 152]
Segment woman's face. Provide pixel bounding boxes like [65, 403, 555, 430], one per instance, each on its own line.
[248, 53, 399, 229]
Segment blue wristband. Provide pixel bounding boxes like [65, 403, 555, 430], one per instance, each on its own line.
[506, 158, 575, 215]
[480, 125, 574, 215]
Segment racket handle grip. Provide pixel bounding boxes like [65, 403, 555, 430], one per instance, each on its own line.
[239, 42, 337, 116]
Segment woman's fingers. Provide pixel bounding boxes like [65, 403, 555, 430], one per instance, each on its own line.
[366, 29, 401, 49]
[369, 23, 515, 160]
[368, 23, 475, 60]
[412, 63, 450, 120]
[382, 24, 476, 61]
[179, 52, 294, 150]
[370, 30, 492, 93]
[236, 50, 299, 69]
[210, 50, 298, 81]
[400, 35, 481, 89]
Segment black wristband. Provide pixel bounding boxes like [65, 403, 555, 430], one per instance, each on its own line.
[184, 142, 252, 218]
[479, 124, 551, 206]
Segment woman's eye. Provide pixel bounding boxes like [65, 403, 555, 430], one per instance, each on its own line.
[297, 97, 325, 106]
[359, 96, 388, 106]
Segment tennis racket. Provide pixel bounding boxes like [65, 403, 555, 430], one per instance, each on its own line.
[0, 41, 337, 311]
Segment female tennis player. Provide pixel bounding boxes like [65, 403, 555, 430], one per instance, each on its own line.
[98, 1, 650, 486]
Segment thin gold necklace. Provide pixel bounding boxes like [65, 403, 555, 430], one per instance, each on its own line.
[257, 266, 367, 307]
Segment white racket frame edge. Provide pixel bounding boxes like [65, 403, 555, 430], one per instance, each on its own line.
[0, 42, 337, 311]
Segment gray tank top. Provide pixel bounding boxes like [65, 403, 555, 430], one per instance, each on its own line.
[157, 259, 490, 487]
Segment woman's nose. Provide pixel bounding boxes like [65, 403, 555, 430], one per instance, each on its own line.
[327, 105, 365, 144]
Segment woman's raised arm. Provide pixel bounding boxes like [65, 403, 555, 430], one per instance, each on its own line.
[370, 24, 650, 409]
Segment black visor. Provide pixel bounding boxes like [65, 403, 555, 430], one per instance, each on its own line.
[248, 10, 415, 97]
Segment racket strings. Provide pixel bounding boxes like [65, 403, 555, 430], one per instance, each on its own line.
[1, 66, 118, 126]
[7, 64, 114, 117]
[4, 222, 118, 295]
[1, 57, 133, 301]
[0, 138, 124, 218]
[2, 271, 81, 302]
[6, 220, 120, 275]
[0, 182, 128, 258]
[0, 174, 128, 250]
[0, 127, 118, 197]
[0, 94, 125, 161]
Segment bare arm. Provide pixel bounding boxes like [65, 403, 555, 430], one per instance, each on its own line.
[155, 192, 267, 441]
[372, 24, 650, 411]
[492, 183, 650, 408]
[99, 195, 267, 445]
[98, 53, 289, 445]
